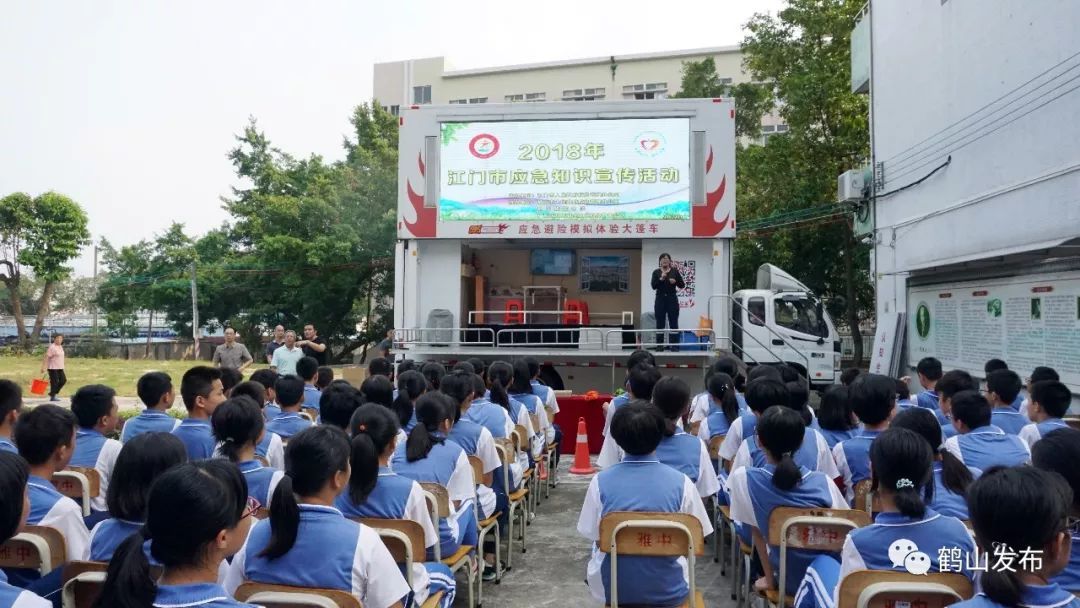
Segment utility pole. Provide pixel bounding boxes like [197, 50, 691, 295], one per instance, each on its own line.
[91, 244, 99, 332]
[190, 263, 200, 360]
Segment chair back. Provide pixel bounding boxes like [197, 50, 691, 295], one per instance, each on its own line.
[493, 442, 515, 495]
[61, 560, 164, 608]
[53, 467, 102, 517]
[598, 512, 704, 608]
[298, 411, 315, 423]
[837, 571, 974, 608]
[234, 582, 362, 608]
[512, 425, 529, 453]
[355, 518, 425, 589]
[467, 455, 485, 486]
[766, 507, 871, 604]
[852, 479, 872, 512]
[707, 435, 724, 460]
[529, 413, 541, 435]
[1064, 417, 1080, 431]
[420, 482, 451, 518]
[0, 524, 66, 575]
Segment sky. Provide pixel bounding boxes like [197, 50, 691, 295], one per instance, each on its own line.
[0, 0, 784, 277]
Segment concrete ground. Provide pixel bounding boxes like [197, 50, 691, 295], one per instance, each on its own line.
[469, 457, 737, 608]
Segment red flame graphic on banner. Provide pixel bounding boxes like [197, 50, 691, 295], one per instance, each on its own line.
[692, 146, 730, 236]
[404, 152, 437, 237]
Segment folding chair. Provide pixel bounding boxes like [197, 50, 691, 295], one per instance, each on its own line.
[511, 425, 536, 519]
[598, 512, 706, 608]
[356, 518, 445, 608]
[836, 570, 973, 608]
[468, 454, 502, 602]
[255, 455, 271, 467]
[707, 435, 727, 567]
[61, 560, 164, 608]
[543, 404, 559, 496]
[234, 582, 361, 608]
[298, 411, 316, 423]
[420, 482, 478, 608]
[852, 480, 872, 513]
[762, 507, 872, 608]
[527, 413, 545, 506]
[493, 441, 528, 571]
[52, 467, 101, 518]
[0, 524, 66, 576]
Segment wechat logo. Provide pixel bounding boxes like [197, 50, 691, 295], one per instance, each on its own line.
[915, 303, 931, 340]
[889, 539, 931, 575]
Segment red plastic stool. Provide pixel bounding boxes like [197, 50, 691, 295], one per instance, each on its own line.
[504, 299, 525, 324]
[564, 299, 590, 325]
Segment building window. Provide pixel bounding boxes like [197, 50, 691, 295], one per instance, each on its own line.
[383, 105, 400, 116]
[469, 97, 487, 104]
[562, 87, 605, 101]
[505, 94, 523, 102]
[719, 77, 733, 85]
[623, 83, 667, 99]
[507, 92, 545, 102]
[449, 99, 466, 104]
[412, 85, 431, 104]
[759, 123, 789, 144]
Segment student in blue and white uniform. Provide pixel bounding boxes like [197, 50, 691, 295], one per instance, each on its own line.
[950, 467, 1079, 608]
[653, 377, 721, 499]
[718, 365, 785, 464]
[421, 361, 447, 392]
[1019, 366, 1060, 418]
[122, 372, 181, 442]
[442, 373, 499, 520]
[894, 379, 917, 411]
[212, 396, 284, 510]
[597, 363, 661, 468]
[172, 366, 227, 460]
[794, 427, 975, 608]
[226, 426, 409, 608]
[524, 356, 563, 469]
[391, 393, 479, 563]
[987, 369, 1028, 435]
[508, 360, 554, 454]
[296, 356, 322, 417]
[248, 369, 281, 421]
[890, 408, 978, 520]
[0, 380, 20, 455]
[361, 375, 395, 410]
[317, 382, 365, 432]
[336, 404, 456, 607]
[96, 460, 259, 608]
[600, 350, 657, 436]
[488, 362, 538, 468]
[936, 369, 979, 442]
[696, 373, 740, 489]
[577, 402, 713, 606]
[730, 380, 838, 479]
[393, 370, 427, 435]
[833, 374, 896, 502]
[463, 373, 523, 495]
[1019, 380, 1072, 449]
[88, 432, 187, 562]
[68, 384, 124, 522]
[690, 358, 748, 433]
[229, 381, 285, 469]
[1032, 428, 1080, 594]
[944, 390, 1030, 470]
[914, 357, 947, 423]
[265, 375, 313, 440]
[0, 452, 51, 608]
[816, 385, 859, 449]
[728, 406, 847, 598]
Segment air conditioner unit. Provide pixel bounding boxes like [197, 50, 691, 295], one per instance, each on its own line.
[837, 169, 865, 203]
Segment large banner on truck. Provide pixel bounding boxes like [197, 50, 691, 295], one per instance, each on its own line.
[907, 273, 1080, 392]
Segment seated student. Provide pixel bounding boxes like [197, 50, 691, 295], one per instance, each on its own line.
[248, 369, 281, 421]
[219, 367, 243, 399]
[0, 452, 51, 607]
[935, 369, 978, 440]
[652, 378, 721, 499]
[1019, 380, 1072, 448]
[507, 360, 554, 452]
[1019, 366, 1059, 417]
[690, 357, 748, 431]
[950, 467, 1077, 608]
[1032, 428, 1080, 594]
[914, 357, 945, 418]
[265, 375, 314, 440]
[122, 372, 180, 442]
[889, 407, 977, 520]
[88, 432, 187, 561]
[462, 374, 513, 440]
[944, 390, 1031, 469]
[796, 427, 975, 608]
[987, 369, 1027, 435]
[393, 370, 427, 433]
[576, 402, 713, 607]
[597, 363, 662, 468]
[421, 362, 446, 392]
[95, 460, 258, 608]
[602, 350, 658, 433]
[895, 379, 916, 410]
[68, 385, 123, 521]
[718, 366, 784, 463]
[391, 393, 479, 562]
[833, 374, 896, 502]
[315, 366, 334, 391]
[727, 406, 847, 596]
[368, 356, 393, 379]
[296, 356, 322, 416]
[441, 373, 499, 520]
[696, 372, 740, 470]
[983, 358, 1026, 412]
[465, 358, 485, 379]
[318, 382, 365, 431]
[213, 396, 284, 510]
[397, 359, 418, 375]
[733, 383, 839, 481]
[336, 405, 456, 606]
[487, 362, 538, 462]
[361, 375, 395, 409]
[839, 367, 862, 387]
[0, 379, 22, 454]
[817, 385, 859, 448]
[524, 356, 562, 468]
[225, 426, 409, 608]
[9, 405, 89, 596]
[172, 366, 227, 460]
[229, 381, 284, 469]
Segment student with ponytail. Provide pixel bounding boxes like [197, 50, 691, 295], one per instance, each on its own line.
[420, 362, 446, 392]
[890, 407, 978, 519]
[731, 385, 839, 481]
[225, 426, 408, 608]
[335, 405, 456, 607]
[0, 452, 50, 607]
[462, 373, 513, 439]
[487, 361, 535, 472]
[794, 427, 975, 608]
[93, 460, 257, 608]
[689, 357, 747, 432]
[508, 359, 552, 458]
[393, 370, 427, 432]
[652, 377, 720, 499]
[211, 396, 284, 511]
[950, 467, 1076, 608]
[1032, 428, 1080, 593]
[442, 371, 499, 519]
[728, 406, 848, 596]
[697, 372, 740, 446]
[718, 377, 783, 466]
[391, 393, 479, 562]
[88, 433, 186, 562]
[230, 381, 284, 469]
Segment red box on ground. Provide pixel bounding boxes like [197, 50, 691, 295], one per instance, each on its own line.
[554, 394, 610, 455]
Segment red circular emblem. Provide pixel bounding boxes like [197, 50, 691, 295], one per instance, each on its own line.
[468, 133, 500, 159]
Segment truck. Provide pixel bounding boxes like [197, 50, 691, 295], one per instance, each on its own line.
[392, 98, 841, 392]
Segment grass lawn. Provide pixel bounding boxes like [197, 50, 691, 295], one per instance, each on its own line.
[0, 356, 267, 397]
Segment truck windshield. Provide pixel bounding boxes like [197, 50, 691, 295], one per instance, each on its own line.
[773, 295, 828, 338]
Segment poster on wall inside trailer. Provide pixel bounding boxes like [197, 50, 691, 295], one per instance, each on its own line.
[580, 256, 630, 293]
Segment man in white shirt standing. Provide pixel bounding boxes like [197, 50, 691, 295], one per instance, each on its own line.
[270, 330, 305, 377]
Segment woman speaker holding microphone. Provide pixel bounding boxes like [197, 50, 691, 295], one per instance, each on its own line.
[650, 253, 685, 351]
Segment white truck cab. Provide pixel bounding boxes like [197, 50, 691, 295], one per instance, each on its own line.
[731, 264, 842, 389]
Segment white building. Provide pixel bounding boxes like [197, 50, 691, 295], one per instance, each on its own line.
[373, 46, 787, 140]
[858, 1, 1080, 390]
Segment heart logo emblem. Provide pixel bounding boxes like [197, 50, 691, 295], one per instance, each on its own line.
[640, 139, 660, 151]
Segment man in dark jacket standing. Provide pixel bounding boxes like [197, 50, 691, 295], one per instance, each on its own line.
[650, 253, 685, 351]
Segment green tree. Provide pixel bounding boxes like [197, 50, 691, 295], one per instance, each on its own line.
[0, 192, 91, 348]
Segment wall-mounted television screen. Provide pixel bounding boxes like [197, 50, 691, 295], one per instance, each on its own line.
[530, 249, 576, 275]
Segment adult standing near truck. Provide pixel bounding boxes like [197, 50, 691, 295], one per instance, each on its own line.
[650, 253, 685, 351]
[265, 324, 285, 364]
[297, 323, 328, 365]
[212, 327, 253, 372]
[41, 333, 66, 401]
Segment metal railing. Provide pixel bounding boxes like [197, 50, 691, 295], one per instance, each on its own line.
[494, 327, 606, 348]
[602, 328, 718, 351]
[467, 310, 583, 324]
[708, 294, 810, 389]
[393, 327, 495, 347]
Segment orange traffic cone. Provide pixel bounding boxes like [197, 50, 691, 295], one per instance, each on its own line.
[569, 417, 596, 475]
